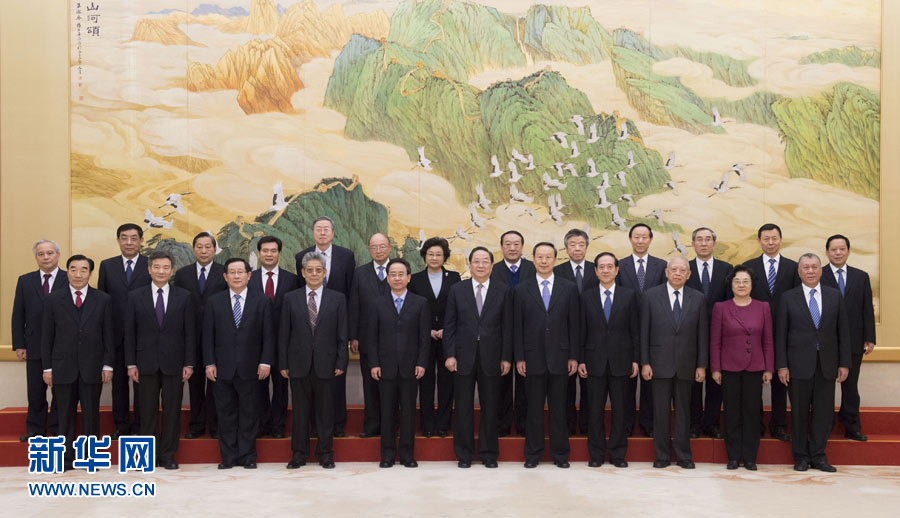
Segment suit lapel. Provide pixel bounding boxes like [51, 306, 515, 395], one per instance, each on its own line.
[144, 288, 162, 330]
[547, 280, 564, 312]
[79, 287, 99, 324]
[29, 271, 44, 299]
[478, 281, 499, 321]
[526, 279, 544, 310]
[620, 257, 638, 290]
[606, 289, 623, 324]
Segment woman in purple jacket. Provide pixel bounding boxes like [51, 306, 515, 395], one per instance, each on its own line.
[710, 265, 774, 471]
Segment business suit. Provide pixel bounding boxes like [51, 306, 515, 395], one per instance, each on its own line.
[203, 289, 275, 467]
[555, 260, 598, 435]
[776, 285, 851, 465]
[368, 291, 430, 464]
[98, 255, 152, 434]
[41, 287, 114, 463]
[514, 275, 579, 465]
[409, 268, 460, 435]
[641, 284, 709, 463]
[443, 279, 513, 464]
[686, 258, 733, 434]
[296, 244, 355, 432]
[821, 264, 876, 435]
[250, 267, 297, 436]
[124, 285, 195, 464]
[279, 287, 348, 464]
[11, 268, 67, 437]
[617, 254, 667, 436]
[742, 254, 800, 436]
[579, 285, 639, 463]
[349, 261, 390, 435]
[491, 258, 536, 435]
[174, 261, 227, 436]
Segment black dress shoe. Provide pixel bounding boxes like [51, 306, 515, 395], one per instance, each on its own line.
[744, 462, 757, 471]
[612, 460, 628, 468]
[555, 461, 570, 468]
[458, 460, 471, 468]
[244, 462, 257, 469]
[309, 430, 318, 438]
[498, 429, 510, 438]
[772, 428, 790, 442]
[257, 430, 271, 438]
[643, 429, 654, 438]
[845, 431, 868, 441]
[359, 432, 376, 438]
[218, 463, 233, 470]
[163, 460, 179, 470]
[811, 461, 837, 472]
[702, 427, 723, 439]
[677, 460, 696, 469]
[483, 460, 498, 468]
[653, 460, 670, 468]
[333, 427, 345, 438]
[524, 460, 538, 468]
[423, 431, 433, 438]
[272, 433, 285, 439]
[320, 461, 335, 469]
[726, 460, 740, 470]
[210, 431, 219, 439]
[588, 459, 602, 468]
[690, 428, 701, 439]
[19, 433, 37, 442]
[286, 457, 306, 469]
[401, 460, 418, 468]
[793, 460, 809, 471]
[435, 430, 448, 438]
[379, 460, 394, 468]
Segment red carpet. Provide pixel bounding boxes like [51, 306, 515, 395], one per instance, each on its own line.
[1, 406, 898, 466]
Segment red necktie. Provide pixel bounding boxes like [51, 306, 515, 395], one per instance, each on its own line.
[75, 290, 83, 308]
[265, 271, 275, 301]
[42, 273, 51, 295]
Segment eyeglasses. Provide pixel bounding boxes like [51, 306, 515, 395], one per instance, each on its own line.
[304, 267, 325, 274]
[369, 244, 390, 251]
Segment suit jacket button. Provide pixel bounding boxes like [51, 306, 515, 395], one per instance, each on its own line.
[746, 339, 751, 345]
[746, 349, 751, 353]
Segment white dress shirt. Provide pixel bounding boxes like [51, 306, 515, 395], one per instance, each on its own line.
[570, 260, 587, 276]
[762, 253, 781, 276]
[599, 282, 616, 302]
[802, 283, 822, 315]
[122, 254, 139, 270]
[39, 266, 61, 287]
[261, 265, 280, 295]
[305, 285, 323, 301]
[632, 253, 649, 275]
[373, 260, 389, 279]
[536, 274, 554, 295]
[229, 288, 248, 314]
[504, 259, 522, 271]
[666, 283, 685, 310]
[695, 257, 714, 279]
[196, 261, 213, 279]
[472, 278, 490, 300]
[317, 244, 334, 276]
[151, 282, 170, 311]
[829, 263, 848, 285]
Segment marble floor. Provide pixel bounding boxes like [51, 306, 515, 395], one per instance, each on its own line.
[3, 462, 899, 516]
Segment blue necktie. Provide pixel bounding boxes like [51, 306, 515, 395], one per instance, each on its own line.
[395, 297, 403, 314]
[155, 288, 165, 327]
[837, 269, 846, 296]
[636, 258, 646, 292]
[603, 289, 612, 322]
[673, 290, 681, 323]
[541, 280, 551, 310]
[125, 259, 134, 284]
[767, 258, 776, 294]
[701, 262, 710, 297]
[377, 265, 385, 281]
[510, 264, 520, 287]
[232, 294, 242, 327]
[198, 266, 207, 293]
[809, 289, 820, 329]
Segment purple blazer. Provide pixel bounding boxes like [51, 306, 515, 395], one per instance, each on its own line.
[710, 299, 774, 373]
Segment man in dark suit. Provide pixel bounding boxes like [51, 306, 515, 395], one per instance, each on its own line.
[617, 223, 667, 438]
[204, 258, 275, 469]
[174, 231, 227, 439]
[444, 247, 513, 468]
[515, 242, 579, 469]
[369, 259, 430, 468]
[250, 236, 297, 438]
[776, 253, 851, 472]
[41, 255, 114, 470]
[490, 230, 536, 437]
[641, 256, 708, 469]
[578, 252, 639, 468]
[279, 251, 348, 469]
[555, 228, 599, 436]
[124, 251, 195, 470]
[349, 233, 391, 437]
[295, 216, 355, 437]
[97, 223, 151, 437]
[12, 239, 67, 441]
[821, 234, 876, 441]
[686, 227, 733, 439]
[741, 223, 800, 441]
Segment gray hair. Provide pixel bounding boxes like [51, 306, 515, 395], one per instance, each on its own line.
[691, 227, 717, 241]
[311, 216, 335, 231]
[32, 239, 60, 255]
[563, 228, 589, 247]
[301, 251, 327, 270]
[798, 253, 821, 265]
[667, 255, 690, 268]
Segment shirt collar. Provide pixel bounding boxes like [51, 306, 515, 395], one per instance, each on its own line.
[802, 283, 821, 298]
[599, 283, 616, 295]
[696, 257, 713, 268]
[70, 284, 87, 297]
[196, 261, 212, 275]
[392, 289, 408, 301]
[151, 283, 170, 298]
[632, 253, 648, 263]
[505, 259, 522, 270]
[536, 273, 554, 286]
[763, 253, 781, 264]
[570, 260, 586, 271]
[229, 288, 248, 300]
[122, 255, 139, 267]
[318, 244, 333, 257]
[472, 278, 490, 289]
[305, 285, 323, 298]
[40, 266, 60, 278]
[829, 263, 847, 274]
[667, 283, 684, 296]
[262, 265, 279, 276]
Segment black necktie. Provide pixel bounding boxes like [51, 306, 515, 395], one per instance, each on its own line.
[673, 290, 681, 323]
[575, 265, 583, 293]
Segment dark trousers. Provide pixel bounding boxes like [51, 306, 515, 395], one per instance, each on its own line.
[290, 372, 334, 462]
[524, 372, 569, 464]
[419, 340, 453, 434]
[626, 376, 654, 434]
[55, 379, 102, 463]
[25, 358, 58, 436]
[652, 377, 692, 462]
[453, 346, 499, 464]
[587, 368, 628, 462]
[138, 371, 183, 462]
[566, 375, 589, 435]
[767, 375, 788, 432]
[497, 371, 513, 434]
[788, 359, 835, 464]
[188, 368, 216, 435]
[690, 378, 723, 430]
[722, 370, 762, 463]
[838, 353, 864, 433]
[112, 345, 140, 433]
[213, 376, 259, 466]
[258, 372, 288, 435]
[380, 377, 417, 463]
[359, 352, 381, 435]
[332, 371, 347, 430]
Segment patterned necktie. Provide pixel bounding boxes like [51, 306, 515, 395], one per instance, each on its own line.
[575, 265, 584, 293]
[198, 266, 207, 293]
[510, 264, 520, 287]
[673, 290, 681, 323]
[603, 289, 612, 322]
[475, 283, 484, 316]
[75, 290, 83, 308]
[767, 258, 776, 294]
[809, 288, 820, 328]
[637, 258, 646, 292]
[308, 291, 318, 332]
[541, 280, 551, 310]
[377, 265, 385, 281]
[701, 262, 710, 297]
[155, 288, 165, 327]
[265, 271, 275, 301]
[125, 259, 134, 284]
[395, 297, 404, 314]
[232, 294, 242, 327]
[321, 251, 329, 285]
[42, 273, 51, 295]
[837, 269, 846, 296]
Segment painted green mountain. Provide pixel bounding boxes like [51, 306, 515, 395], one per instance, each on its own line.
[772, 82, 880, 199]
[521, 4, 612, 64]
[799, 46, 881, 68]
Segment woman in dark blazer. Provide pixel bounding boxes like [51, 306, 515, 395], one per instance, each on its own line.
[409, 237, 461, 437]
[710, 265, 774, 471]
